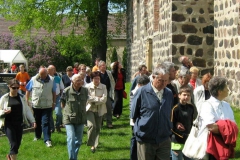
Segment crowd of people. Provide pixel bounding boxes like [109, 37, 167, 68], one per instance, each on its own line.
[130, 56, 237, 160]
[0, 58, 127, 160]
[0, 55, 238, 160]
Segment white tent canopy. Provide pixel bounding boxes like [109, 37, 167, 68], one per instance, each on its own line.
[0, 50, 28, 69]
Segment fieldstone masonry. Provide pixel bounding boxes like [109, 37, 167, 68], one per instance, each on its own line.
[214, 0, 240, 106]
[127, 0, 240, 106]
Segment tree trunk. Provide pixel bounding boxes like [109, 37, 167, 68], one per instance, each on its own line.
[90, 0, 109, 65]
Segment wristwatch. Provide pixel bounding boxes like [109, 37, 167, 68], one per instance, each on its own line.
[53, 103, 56, 105]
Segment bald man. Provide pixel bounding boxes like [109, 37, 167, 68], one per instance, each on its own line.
[26, 68, 56, 147]
[47, 65, 64, 132]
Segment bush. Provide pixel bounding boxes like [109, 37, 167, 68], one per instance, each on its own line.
[110, 47, 118, 62]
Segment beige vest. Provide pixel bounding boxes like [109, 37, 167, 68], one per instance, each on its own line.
[31, 76, 54, 108]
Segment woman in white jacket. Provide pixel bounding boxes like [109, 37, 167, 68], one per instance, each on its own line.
[0, 79, 36, 160]
[193, 73, 212, 111]
[85, 71, 107, 153]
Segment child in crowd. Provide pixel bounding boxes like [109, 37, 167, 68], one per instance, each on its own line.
[171, 85, 194, 160]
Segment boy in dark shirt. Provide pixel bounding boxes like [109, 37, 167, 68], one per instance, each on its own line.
[171, 85, 194, 160]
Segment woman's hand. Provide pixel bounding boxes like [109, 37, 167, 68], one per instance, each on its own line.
[207, 123, 219, 134]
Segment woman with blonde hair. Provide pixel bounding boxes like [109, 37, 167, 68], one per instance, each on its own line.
[189, 66, 202, 89]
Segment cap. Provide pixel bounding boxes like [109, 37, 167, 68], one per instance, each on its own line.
[66, 66, 73, 71]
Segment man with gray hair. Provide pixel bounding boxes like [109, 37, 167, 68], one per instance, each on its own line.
[98, 60, 115, 128]
[26, 68, 56, 147]
[61, 73, 88, 160]
[131, 66, 173, 160]
[130, 75, 150, 160]
[161, 61, 178, 106]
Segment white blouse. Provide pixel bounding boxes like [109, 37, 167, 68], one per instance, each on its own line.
[198, 96, 235, 134]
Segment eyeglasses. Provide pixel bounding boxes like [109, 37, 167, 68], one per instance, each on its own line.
[11, 87, 19, 90]
[81, 69, 86, 70]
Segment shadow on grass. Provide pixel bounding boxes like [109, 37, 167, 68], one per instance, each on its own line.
[97, 146, 129, 152]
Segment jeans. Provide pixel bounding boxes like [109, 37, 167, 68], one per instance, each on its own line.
[50, 110, 55, 132]
[171, 150, 192, 160]
[33, 107, 52, 142]
[65, 124, 84, 160]
[55, 95, 62, 128]
[50, 95, 62, 130]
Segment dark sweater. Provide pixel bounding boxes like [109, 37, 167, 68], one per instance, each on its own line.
[171, 103, 194, 144]
[5, 94, 23, 125]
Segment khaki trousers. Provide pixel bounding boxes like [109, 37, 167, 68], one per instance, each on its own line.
[87, 111, 103, 148]
[137, 138, 171, 160]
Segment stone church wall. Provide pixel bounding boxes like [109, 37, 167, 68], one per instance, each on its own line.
[172, 0, 214, 75]
[127, 0, 240, 106]
[214, 0, 240, 106]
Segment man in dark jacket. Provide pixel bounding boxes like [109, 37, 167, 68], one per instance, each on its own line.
[131, 66, 173, 160]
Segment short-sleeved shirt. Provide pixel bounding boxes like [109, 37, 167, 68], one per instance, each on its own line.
[16, 72, 30, 91]
[26, 77, 56, 92]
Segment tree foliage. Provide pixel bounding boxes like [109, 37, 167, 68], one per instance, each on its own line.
[0, 0, 126, 65]
[0, 34, 91, 75]
[111, 47, 118, 63]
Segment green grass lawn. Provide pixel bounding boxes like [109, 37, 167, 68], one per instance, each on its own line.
[0, 82, 240, 160]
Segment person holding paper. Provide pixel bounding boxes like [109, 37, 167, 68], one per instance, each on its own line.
[0, 79, 36, 160]
[85, 71, 107, 153]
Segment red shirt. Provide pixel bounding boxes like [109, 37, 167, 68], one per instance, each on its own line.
[73, 68, 78, 74]
[189, 79, 196, 89]
[11, 64, 17, 71]
[115, 72, 123, 90]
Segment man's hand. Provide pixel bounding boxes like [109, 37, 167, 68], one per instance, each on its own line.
[176, 122, 185, 131]
[207, 123, 219, 134]
[52, 103, 55, 110]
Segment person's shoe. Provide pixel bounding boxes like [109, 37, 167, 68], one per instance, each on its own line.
[50, 129, 55, 133]
[56, 127, 61, 132]
[107, 124, 113, 128]
[116, 115, 120, 119]
[6, 154, 11, 160]
[45, 140, 52, 147]
[91, 147, 95, 153]
[33, 137, 39, 141]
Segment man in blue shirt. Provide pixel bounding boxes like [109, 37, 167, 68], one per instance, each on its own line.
[26, 68, 56, 147]
[131, 66, 173, 160]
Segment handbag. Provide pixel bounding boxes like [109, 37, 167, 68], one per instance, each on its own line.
[182, 124, 209, 159]
[182, 101, 209, 159]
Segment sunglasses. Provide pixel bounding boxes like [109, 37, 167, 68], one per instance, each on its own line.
[11, 87, 19, 90]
